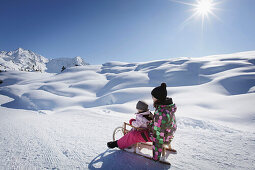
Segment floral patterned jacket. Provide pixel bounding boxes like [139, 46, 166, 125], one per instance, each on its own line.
[148, 99, 177, 161]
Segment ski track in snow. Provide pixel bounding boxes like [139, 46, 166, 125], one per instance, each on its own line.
[0, 105, 254, 169]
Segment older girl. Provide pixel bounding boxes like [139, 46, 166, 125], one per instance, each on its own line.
[149, 83, 177, 161]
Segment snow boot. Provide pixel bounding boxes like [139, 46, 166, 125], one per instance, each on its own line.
[107, 141, 118, 148]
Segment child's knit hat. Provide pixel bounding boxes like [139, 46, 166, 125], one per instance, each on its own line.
[151, 83, 167, 101]
[136, 101, 148, 111]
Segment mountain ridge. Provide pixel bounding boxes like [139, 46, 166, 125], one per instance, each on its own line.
[0, 48, 88, 73]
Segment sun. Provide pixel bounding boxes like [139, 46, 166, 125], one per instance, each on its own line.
[172, 0, 221, 30]
[195, 0, 214, 16]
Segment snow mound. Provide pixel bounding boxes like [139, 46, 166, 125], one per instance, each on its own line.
[46, 56, 89, 73]
[1, 50, 255, 131]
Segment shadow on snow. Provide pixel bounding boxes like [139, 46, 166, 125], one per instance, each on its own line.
[88, 149, 171, 170]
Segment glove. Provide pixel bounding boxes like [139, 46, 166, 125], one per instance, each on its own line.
[129, 118, 136, 125]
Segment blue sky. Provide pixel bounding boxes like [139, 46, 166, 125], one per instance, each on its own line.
[0, 0, 254, 64]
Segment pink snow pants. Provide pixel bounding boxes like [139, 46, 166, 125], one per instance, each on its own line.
[117, 130, 152, 149]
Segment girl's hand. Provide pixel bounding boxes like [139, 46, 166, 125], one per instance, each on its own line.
[129, 118, 136, 125]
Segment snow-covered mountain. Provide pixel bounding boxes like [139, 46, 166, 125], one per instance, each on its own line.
[0, 48, 88, 73]
[0, 51, 255, 169]
[0, 48, 48, 72]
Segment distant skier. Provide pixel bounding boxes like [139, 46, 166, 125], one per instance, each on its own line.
[107, 101, 153, 149]
[149, 83, 177, 161]
[61, 66, 66, 72]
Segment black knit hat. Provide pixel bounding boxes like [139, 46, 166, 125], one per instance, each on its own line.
[151, 83, 167, 101]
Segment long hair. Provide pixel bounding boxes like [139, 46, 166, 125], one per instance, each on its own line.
[153, 97, 173, 108]
[153, 99, 165, 108]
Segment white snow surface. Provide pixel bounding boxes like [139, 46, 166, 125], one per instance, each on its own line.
[46, 56, 88, 73]
[0, 51, 255, 169]
[0, 48, 88, 73]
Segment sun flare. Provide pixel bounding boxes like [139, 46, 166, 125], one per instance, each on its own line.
[172, 0, 221, 30]
[195, 0, 213, 16]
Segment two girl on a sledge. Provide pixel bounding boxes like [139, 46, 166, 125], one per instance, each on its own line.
[107, 83, 177, 161]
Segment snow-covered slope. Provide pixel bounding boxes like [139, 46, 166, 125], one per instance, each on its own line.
[0, 48, 88, 73]
[0, 51, 255, 169]
[46, 56, 88, 73]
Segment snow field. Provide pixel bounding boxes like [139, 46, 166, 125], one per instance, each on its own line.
[0, 98, 254, 169]
[0, 51, 255, 169]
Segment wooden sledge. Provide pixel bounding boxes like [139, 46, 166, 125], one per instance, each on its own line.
[113, 122, 176, 165]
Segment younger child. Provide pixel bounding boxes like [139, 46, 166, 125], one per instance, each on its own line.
[107, 101, 153, 149]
